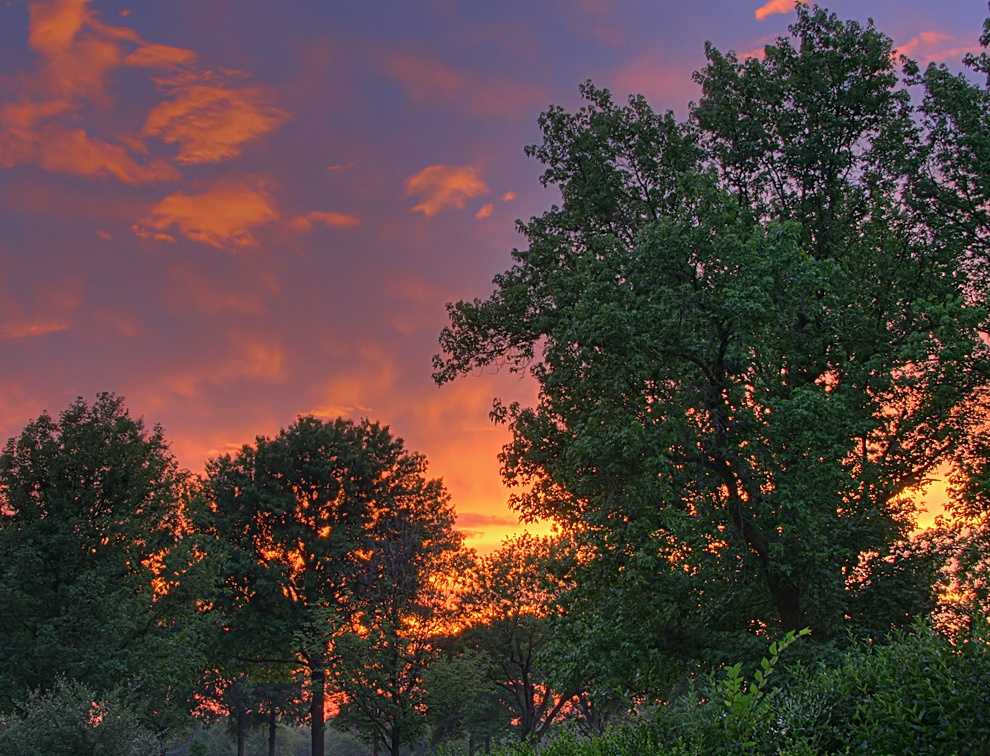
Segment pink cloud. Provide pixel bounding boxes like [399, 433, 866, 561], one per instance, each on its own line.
[475, 203, 494, 219]
[755, 0, 806, 22]
[165, 333, 287, 398]
[134, 179, 280, 249]
[405, 164, 489, 216]
[897, 31, 980, 63]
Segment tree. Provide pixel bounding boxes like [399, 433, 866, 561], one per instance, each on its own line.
[433, 4, 990, 685]
[0, 393, 204, 734]
[202, 415, 459, 756]
[458, 535, 575, 744]
[328, 456, 464, 756]
[425, 645, 507, 753]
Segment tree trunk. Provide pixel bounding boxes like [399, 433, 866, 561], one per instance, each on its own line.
[268, 707, 277, 756]
[468, 733, 475, 756]
[390, 732, 402, 756]
[768, 575, 806, 633]
[236, 706, 246, 756]
[310, 665, 325, 756]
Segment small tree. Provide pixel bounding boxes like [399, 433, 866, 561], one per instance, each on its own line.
[459, 535, 575, 744]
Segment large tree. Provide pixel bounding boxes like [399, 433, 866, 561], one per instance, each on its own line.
[433, 4, 990, 680]
[0, 393, 204, 733]
[203, 415, 459, 756]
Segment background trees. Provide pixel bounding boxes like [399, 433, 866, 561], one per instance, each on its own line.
[434, 4, 990, 693]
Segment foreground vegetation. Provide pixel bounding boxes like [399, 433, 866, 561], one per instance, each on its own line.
[5, 4, 990, 754]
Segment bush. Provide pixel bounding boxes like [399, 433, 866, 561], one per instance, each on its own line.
[0, 678, 161, 756]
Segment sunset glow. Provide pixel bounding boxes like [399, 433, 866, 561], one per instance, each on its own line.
[0, 0, 984, 553]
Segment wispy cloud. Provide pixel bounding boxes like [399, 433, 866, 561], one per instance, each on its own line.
[405, 164, 488, 216]
[142, 71, 290, 164]
[288, 210, 361, 232]
[897, 31, 980, 63]
[384, 51, 545, 118]
[0, 319, 69, 339]
[134, 179, 279, 249]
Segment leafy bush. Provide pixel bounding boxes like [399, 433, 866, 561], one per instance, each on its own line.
[0, 678, 161, 756]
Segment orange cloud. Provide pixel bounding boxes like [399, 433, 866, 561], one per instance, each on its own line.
[143, 73, 290, 164]
[502, 191, 516, 202]
[306, 403, 374, 420]
[1, 99, 176, 182]
[755, 0, 805, 21]
[405, 164, 489, 216]
[134, 180, 280, 249]
[28, 0, 192, 102]
[475, 204, 494, 219]
[288, 211, 361, 232]
[123, 44, 196, 70]
[35, 122, 178, 183]
[0, 320, 69, 339]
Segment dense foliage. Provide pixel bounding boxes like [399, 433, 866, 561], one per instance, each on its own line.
[0, 393, 205, 735]
[434, 3, 990, 694]
[5, 6, 990, 755]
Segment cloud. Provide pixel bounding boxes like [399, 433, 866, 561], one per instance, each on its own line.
[142, 73, 290, 164]
[306, 403, 374, 420]
[166, 333, 286, 398]
[165, 263, 280, 316]
[475, 204, 493, 219]
[4, 0, 287, 195]
[755, 0, 805, 21]
[405, 164, 489, 216]
[456, 511, 521, 528]
[34, 122, 178, 182]
[288, 211, 361, 233]
[384, 53, 465, 104]
[502, 191, 516, 202]
[0, 320, 69, 339]
[134, 179, 280, 249]
[28, 0, 192, 102]
[123, 44, 196, 70]
[384, 51, 545, 118]
[897, 31, 980, 63]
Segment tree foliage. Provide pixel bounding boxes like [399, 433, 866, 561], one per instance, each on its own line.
[202, 415, 460, 756]
[433, 4, 990, 687]
[0, 393, 203, 731]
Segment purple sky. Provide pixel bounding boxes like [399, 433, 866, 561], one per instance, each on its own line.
[0, 0, 983, 549]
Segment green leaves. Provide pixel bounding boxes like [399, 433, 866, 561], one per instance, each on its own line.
[0, 394, 205, 734]
[434, 3, 990, 694]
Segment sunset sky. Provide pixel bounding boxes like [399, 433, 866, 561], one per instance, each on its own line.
[1, 0, 984, 550]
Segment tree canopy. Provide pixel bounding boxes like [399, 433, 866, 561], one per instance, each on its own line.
[434, 4, 990, 686]
[0, 393, 203, 731]
[202, 415, 461, 756]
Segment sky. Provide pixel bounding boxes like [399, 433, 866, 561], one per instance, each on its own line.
[0, 0, 986, 551]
